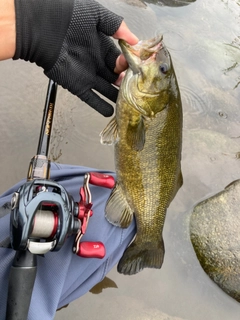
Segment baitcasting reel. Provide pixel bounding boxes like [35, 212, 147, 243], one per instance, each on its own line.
[10, 178, 79, 254]
[10, 171, 115, 257]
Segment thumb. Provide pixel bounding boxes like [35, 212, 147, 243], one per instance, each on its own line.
[112, 21, 139, 45]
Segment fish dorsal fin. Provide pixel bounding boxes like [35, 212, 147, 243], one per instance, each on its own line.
[105, 183, 134, 228]
[126, 116, 146, 151]
[100, 116, 118, 145]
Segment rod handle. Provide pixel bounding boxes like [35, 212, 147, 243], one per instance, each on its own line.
[6, 251, 37, 320]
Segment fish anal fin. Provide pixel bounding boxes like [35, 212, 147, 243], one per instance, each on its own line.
[105, 183, 133, 228]
[117, 237, 165, 275]
[100, 116, 118, 145]
[126, 116, 146, 151]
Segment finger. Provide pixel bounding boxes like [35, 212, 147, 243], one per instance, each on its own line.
[94, 76, 119, 102]
[114, 54, 128, 74]
[112, 21, 139, 45]
[99, 33, 121, 73]
[94, 2, 124, 36]
[80, 89, 114, 117]
[98, 62, 119, 84]
[114, 72, 125, 87]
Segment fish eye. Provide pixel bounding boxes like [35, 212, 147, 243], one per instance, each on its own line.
[159, 63, 169, 74]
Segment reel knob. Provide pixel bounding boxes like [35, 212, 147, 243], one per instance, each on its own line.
[88, 172, 115, 189]
[75, 242, 105, 259]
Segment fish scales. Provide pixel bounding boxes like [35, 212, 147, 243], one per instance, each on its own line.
[100, 35, 183, 275]
[116, 109, 180, 236]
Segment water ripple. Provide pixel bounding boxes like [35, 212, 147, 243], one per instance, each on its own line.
[180, 85, 210, 116]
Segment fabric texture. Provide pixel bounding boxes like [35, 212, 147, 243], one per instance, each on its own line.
[0, 163, 136, 319]
[13, 0, 123, 116]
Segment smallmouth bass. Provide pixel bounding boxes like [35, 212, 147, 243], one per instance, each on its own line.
[100, 35, 183, 275]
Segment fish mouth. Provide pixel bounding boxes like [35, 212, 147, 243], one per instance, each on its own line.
[119, 35, 163, 73]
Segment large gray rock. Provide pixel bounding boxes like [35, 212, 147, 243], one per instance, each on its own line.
[190, 179, 240, 302]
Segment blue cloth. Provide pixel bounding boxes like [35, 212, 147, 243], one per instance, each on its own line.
[0, 163, 136, 319]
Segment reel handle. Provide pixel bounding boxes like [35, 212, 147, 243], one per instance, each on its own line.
[72, 172, 115, 259]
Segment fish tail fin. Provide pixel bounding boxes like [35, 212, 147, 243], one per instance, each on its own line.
[117, 237, 165, 275]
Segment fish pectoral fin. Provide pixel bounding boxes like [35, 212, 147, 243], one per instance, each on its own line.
[100, 116, 118, 145]
[126, 116, 146, 151]
[105, 183, 134, 228]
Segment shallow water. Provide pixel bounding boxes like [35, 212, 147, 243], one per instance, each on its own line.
[0, 0, 240, 319]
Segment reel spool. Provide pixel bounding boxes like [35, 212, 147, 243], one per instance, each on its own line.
[30, 209, 58, 239]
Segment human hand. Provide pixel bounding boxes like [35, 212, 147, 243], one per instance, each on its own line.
[13, 0, 138, 117]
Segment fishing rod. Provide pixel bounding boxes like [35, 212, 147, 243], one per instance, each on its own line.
[5, 79, 114, 320]
[5, 80, 55, 319]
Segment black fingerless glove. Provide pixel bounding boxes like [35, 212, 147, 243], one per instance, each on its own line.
[13, 0, 123, 116]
